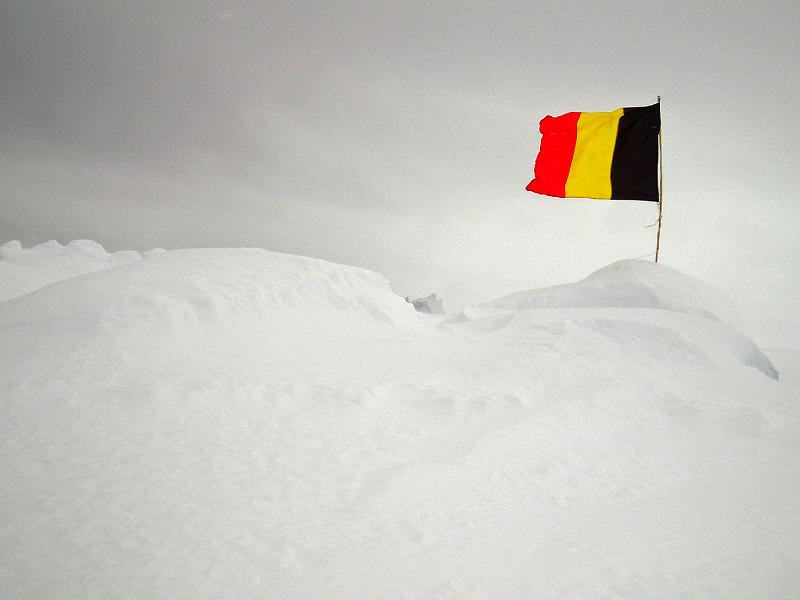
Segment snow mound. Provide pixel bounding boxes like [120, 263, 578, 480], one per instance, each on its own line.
[453, 260, 777, 380]
[485, 259, 739, 324]
[0, 239, 155, 302]
[0, 247, 418, 376]
[0, 247, 414, 328]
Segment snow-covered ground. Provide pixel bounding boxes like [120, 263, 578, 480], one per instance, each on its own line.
[0, 239, 162, 302]
[2, 241, 798, 599]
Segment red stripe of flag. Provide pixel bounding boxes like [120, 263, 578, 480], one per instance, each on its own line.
[525, 111, 580, 198]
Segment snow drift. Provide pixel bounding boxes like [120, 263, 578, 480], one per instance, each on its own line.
[0, 239, 155, 302]
[1, 241, 797, 599]
[484, 259, 739, 324]
[454, 260, 778, 381]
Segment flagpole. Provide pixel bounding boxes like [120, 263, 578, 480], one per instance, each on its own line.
[655, 96, 663, 263]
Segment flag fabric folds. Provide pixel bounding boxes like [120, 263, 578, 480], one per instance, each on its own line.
[526, 103, 660, 202]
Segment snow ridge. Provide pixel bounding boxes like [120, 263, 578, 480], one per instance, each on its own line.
[453, 259, 777, 380]
[485, 259, 740, 326]
[0, 239, 156, 302]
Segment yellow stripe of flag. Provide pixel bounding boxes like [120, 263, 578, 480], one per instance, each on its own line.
[564, 108, 624, 199]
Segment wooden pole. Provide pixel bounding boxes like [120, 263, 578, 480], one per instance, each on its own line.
[655, 96, 663, 263]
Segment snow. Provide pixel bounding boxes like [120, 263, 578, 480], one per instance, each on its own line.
[483, 259, 741, 325]
[0, 239, 161, 303]
[1, 241, 798, 598]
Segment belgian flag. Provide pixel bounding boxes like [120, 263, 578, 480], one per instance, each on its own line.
[526, 103, 661, 202]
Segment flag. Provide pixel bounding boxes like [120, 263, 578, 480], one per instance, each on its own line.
[526, 103, 660, 202]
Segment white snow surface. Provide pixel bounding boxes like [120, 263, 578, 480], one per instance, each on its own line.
[0, 239, 161, 302]
[1, 242, 798, 599]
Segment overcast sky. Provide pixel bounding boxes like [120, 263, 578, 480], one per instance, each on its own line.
[1, 1, 798, 346]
